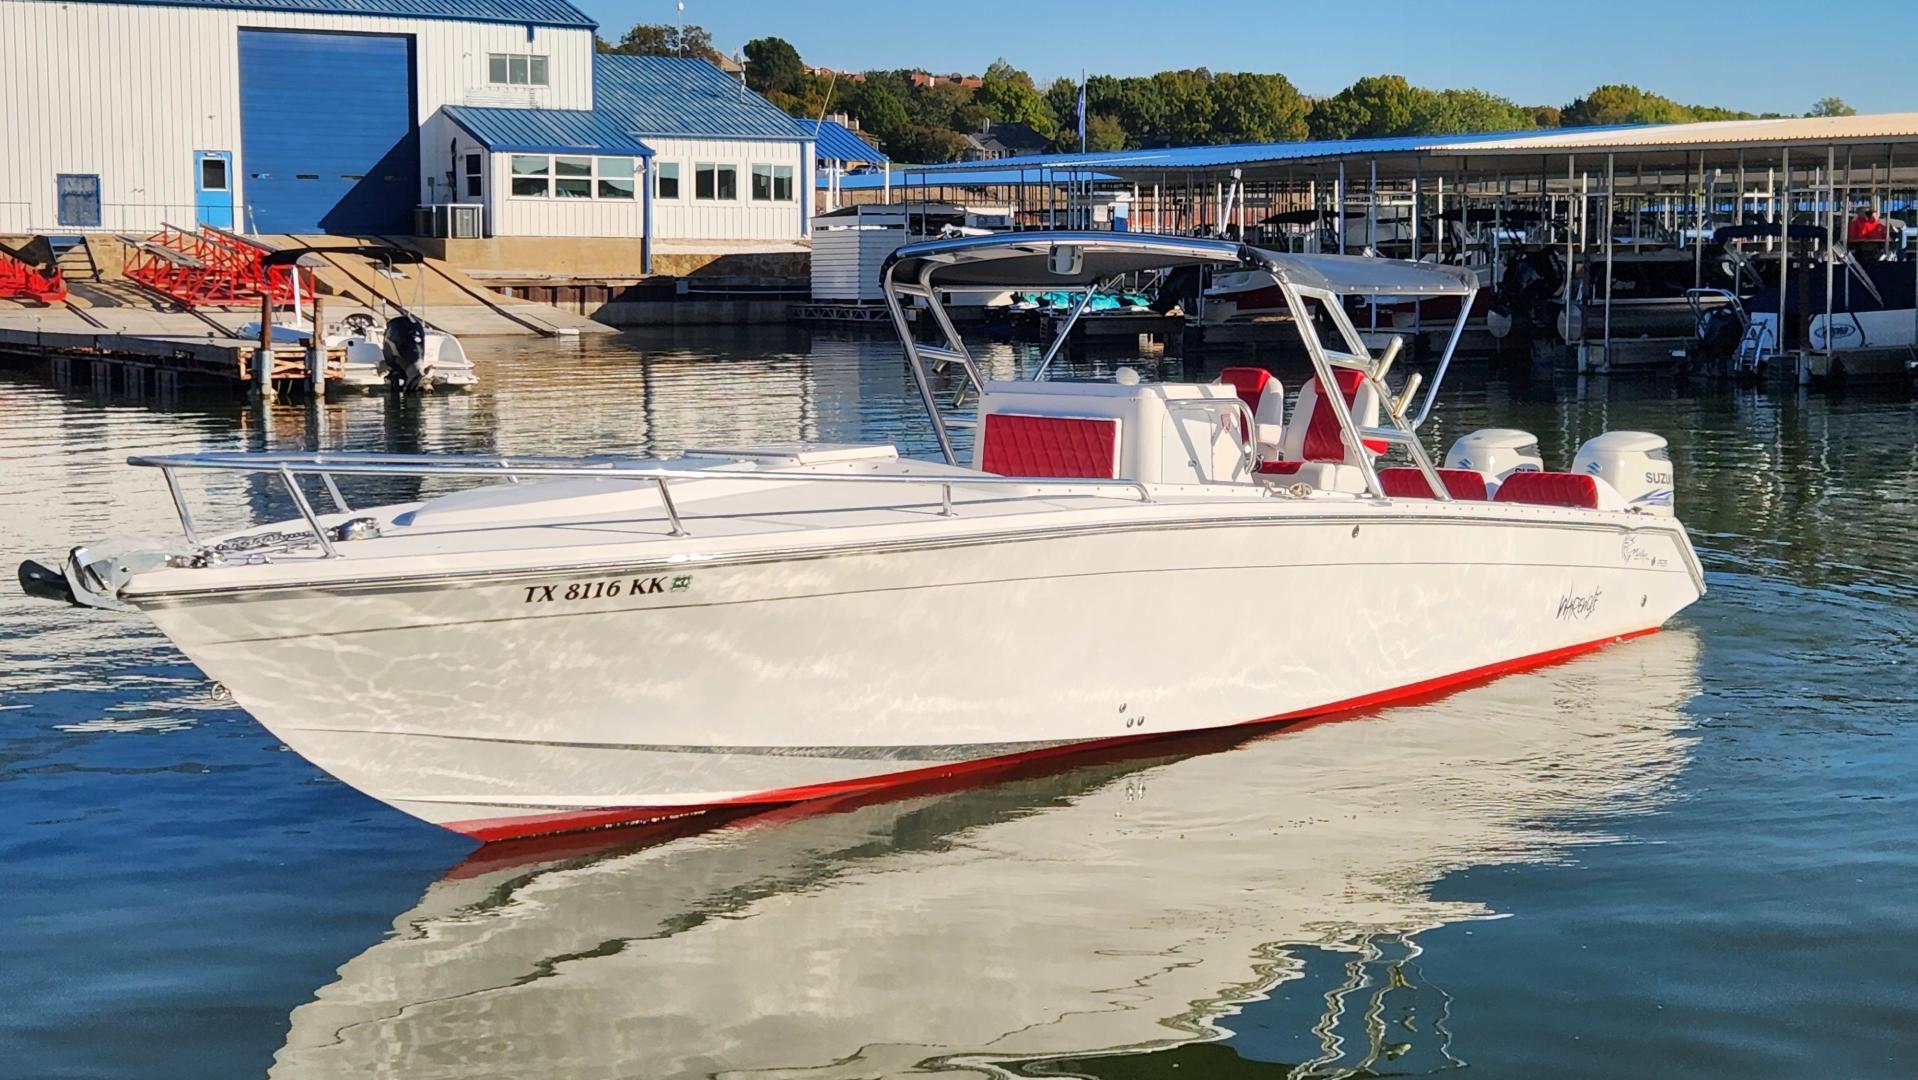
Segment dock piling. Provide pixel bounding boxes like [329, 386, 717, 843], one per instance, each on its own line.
[307, 294, 326, 400]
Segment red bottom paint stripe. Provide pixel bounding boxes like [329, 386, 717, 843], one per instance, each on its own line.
[448, 627, 1660, 842]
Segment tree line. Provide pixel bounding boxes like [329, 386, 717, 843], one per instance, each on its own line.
[598, 24, 1858, 163]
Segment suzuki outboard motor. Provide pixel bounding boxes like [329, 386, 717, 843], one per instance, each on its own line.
[1444, 428, 1543, 494]
[1574, 431, 1675, 516]
[382, 313, 429, 392]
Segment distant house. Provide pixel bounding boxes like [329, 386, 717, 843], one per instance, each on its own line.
[905, 70, 983, 89]
[962, 122, 1052, 161]
[809, 66, 866, 84]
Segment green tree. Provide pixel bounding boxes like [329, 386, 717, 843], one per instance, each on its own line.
[742, 36, 803, 96]
[1687, 104, 1757, 122]
[852, 81, 912, 153]
[1809, 96, 1856, 117]
[1308, 75, 1421, 139]
[1531, 104, 1564, 128]
[1211, 72, 1308, 142]
[1043, 77, 1081, 136]
[896, 126, 970, 163]
[1083, 112, 1128, 152]
[1151, 69, 1217, 144]
[1411, 88, 1537, 135]
[977, 58, 1056, 134]
[1561, 84, 1690, 126]
[598, 22, 723, 65]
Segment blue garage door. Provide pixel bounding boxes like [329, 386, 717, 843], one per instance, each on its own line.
[238, 29, 417, 234]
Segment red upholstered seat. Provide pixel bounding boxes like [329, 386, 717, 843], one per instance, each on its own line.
[1292, 369, 1388, 462]
[1493, 471, 1600, 508]
[980, 413, 1120, 479]
[1377, 467, 1490, 501]
[1217, 366, 1273, 437]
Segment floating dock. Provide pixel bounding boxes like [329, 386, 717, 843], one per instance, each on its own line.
[0, 321, 346, 400]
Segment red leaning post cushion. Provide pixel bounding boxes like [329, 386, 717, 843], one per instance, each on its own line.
[1492, 471, 1600, 508]
[980, 414, 1120, 479]
[1377, 467, 1490, 500]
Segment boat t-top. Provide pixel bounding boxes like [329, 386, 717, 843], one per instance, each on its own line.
[17, 231, 1704, 842]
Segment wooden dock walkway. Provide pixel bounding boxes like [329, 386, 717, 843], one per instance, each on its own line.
[0, 316, 347, 400]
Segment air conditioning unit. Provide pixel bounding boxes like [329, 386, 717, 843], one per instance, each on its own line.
[447, 204, 484, 239]
[416, 204, 488, 239]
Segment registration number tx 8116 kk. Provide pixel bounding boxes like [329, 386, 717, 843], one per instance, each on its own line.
[522, 574, 692, 604]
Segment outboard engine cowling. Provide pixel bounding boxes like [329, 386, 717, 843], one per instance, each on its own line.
[382, 313, 429, 392]
[1573, 431, 1674, 516]
[1444, 428, 1543, 493]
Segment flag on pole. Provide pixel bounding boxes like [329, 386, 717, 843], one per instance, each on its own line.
[1076, 73, 1087, 152]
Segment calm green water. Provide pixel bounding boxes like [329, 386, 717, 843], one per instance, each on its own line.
[2, 329, 1915, 1078]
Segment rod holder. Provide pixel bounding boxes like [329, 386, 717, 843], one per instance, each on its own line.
[1372, 334, 1404, 381]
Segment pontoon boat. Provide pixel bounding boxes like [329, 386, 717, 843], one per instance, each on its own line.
[17, 232, 1704, 841]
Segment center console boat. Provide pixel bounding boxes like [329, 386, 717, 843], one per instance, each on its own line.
[18, 232, 1705, 842]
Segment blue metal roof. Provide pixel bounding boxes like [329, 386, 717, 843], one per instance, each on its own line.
[594, 55, 813, 141]
[824, 167, 1119, 191]
[55, 0, 595, 29]
[811, 119, 887, 164]
[900, 126, 1646, 175]
[444, 105, 652, 156]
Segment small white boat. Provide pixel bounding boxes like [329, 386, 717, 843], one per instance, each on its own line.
[238, 312, 477, 392]
[19, 232, 1704, 842]
[244, 243, 477, 392]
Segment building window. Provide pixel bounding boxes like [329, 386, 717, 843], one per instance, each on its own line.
[554, 156, 592, 198]
[655, 161, 680, 199]
[695, 162, 736, 200]
[488, 53, 549, 86]
[463, 153, 482, 198]
[510, 155, 549, 197]
[506, 155, 638, 200]
[751, 163, 795, 202]
[200, 157, 228, 191]
[598, 157, 636, 199]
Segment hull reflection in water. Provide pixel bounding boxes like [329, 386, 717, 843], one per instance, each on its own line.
[276, 630, 1700, 1079]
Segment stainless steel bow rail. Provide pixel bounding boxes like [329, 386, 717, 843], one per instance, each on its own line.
[127, 452, 1162, 559]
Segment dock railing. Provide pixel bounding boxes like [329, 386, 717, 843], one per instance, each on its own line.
[128, 451, 1161, 558]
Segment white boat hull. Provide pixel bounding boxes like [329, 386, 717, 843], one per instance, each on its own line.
[139, 507, 1701, 839]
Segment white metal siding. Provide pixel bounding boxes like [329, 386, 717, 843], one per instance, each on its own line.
[0, 0, 592, 233]
[810, 224, 910, 301]
[645, 137, 809, 243]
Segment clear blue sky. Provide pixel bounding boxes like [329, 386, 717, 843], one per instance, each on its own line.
[577, 0, 1916, 115]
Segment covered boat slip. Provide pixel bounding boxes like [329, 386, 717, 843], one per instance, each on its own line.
[880, 114, 1918, 379]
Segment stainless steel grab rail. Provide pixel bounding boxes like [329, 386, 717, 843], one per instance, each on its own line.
[131, 452, 1161, 556]
[1163, 397, 1260, 479]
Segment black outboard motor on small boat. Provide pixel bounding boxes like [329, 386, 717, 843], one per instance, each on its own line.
[1487, 246, 1563, 351]
[382, 313, 428, 392]
[1693, 305, 1745, 371]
